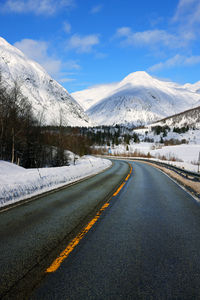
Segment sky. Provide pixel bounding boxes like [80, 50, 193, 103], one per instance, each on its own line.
[0, 0, 200, 93]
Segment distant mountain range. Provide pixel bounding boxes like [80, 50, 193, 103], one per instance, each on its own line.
[0, 37, 91, 127]
[1, 36, 200, 128]
[72, 71, 200, 127]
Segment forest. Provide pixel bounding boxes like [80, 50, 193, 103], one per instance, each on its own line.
[0, 78, 137, 168]
[0, 78, 92, 168]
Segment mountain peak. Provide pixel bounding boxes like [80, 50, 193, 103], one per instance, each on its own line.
[121, 71, 152, 85]
[0, 37, 9, 46]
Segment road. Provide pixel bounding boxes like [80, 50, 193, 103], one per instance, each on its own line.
[0, 159, 129, 299]
[31, 161, 200, 300]
[1, 160, 200, 299]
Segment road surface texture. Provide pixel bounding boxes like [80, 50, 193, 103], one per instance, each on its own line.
[0, 160, 129, 299]
[31, 161, 200, 300]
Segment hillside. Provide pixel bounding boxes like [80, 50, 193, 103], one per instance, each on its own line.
[152, 106, 200, 129]
[73, 71, 200, 126]
[0, 37, 91, 127]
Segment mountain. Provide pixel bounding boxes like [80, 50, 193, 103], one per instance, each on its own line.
[72, 71, 200, 126]
[0, 37, 91, 127]
[152, 105, 200, 129]
[184, 81, 200, 94]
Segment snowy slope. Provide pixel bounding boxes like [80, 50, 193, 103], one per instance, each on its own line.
[73, 71, 200, 126]
[152, 106, 200, 129]
[72, 82, 119, 110]
[0, 37, 91, 127]
[0, 156, 112, 207]
[184, 81, 200, 94]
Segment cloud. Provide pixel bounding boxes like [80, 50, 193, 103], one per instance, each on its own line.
[172, 0, 200, 40]
[149, 54, 200, 71]
[115, 27, 184, 49]
[14, 39, 80, 82]
[59, 78, 76, 83]
[95, 52, 107, 59]
[63, 21, 71, 34]
[66, 34, 100, 53]
[64, 60, 80, 70]
[172, 0, 200, 23]
[1, 0, 75, 15]
[90, 4, 103, 14]
[14, 39, 61, 76]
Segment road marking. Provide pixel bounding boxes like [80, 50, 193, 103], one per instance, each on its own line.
[125, 174, 130, 181]
[113, 165, 132, 196]
[46, 202, 110, 273]
[46, 164, 132, 273]
[113, 182, 125, 196]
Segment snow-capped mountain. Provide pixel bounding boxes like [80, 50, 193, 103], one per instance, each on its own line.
[152, 106, 200, 129]
[183, 81, 200, 94]
[0, 37, 91, 127]
[73, 71, 200, 126]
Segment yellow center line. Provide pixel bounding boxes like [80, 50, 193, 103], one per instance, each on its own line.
[113, 182, 125, 196]
[46, 165, 133, 273]
[46, 202, 110, 273]
[125, 174, 130, 181]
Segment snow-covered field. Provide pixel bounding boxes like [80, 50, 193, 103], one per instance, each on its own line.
[0, 156, 112, 208]
[135, 127, 200, 144]
[106, 142, 200, 173]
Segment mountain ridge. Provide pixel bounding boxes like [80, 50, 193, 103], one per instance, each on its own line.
[72, 71, 200, 126]
[0, 37, 91, 127]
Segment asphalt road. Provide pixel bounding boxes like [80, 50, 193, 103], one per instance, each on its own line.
[0, 159, 129, 299]
[30, 161, 200, 300]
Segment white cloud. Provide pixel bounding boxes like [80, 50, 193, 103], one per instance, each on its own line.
[59, 78, 76, 83]
[15, 39, 49, 63]
[116, 27, 132, 37]
[116, 27, 183, 49]
[172, 0, 199, 23]
[149, 54, 200, 71]
[66, 34, 100, 53]
[63, 21, 71, 34]
[1, 0, 75, 15]
[14, 39, 80, 82]
[64, 60, 80, 70]
[14, 39, 61, 76]
[172, 0, 200, 41]
[90, 4, 103, 14]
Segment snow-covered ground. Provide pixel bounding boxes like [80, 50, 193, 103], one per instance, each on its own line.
[105, 142, 200, 173]
[134, 127, 200, 144]
[0, 156, 112, 208]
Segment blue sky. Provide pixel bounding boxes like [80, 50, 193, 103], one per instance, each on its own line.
[0, 0, 200, 93]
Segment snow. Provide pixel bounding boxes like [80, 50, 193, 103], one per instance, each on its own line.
[72, 71, 200, 127]
[0, 37, 91, 127]
[184, 81, 200, 93]
[135, 127, 200, 144]
[105, 142, 200, 173]
[0, 156, 112, 208]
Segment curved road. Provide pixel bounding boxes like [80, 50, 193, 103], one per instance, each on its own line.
[31, 161, 200, 300]
[1, 160, 200, 299]
[0, 160, 129, 299]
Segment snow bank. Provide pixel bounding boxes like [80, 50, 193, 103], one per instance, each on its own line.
[107, 143, 200, 164]
[129, 157, 199, 173]
[0, 156, 112, 208]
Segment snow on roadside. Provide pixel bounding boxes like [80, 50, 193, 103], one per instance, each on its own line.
[128, 157, 199, 173]
[0, 156, 112, 208]
[107, 143, 200, 170]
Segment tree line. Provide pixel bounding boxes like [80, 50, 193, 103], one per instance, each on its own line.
[0, 77, 91, 168]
